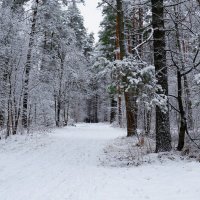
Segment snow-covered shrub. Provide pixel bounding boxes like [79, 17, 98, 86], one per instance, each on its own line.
[94, 56, 168, 111]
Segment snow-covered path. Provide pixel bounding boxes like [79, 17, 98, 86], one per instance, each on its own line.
[0, 123, 200, 200]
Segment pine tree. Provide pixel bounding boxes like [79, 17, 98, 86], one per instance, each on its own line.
[67, 0, 87, 49]
[98, 4, 116, 61]
[151, 0, 172, 152]
[98, 3, 118, 124]
[83, 33, 95, 59]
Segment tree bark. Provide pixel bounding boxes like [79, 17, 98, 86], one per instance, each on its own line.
[116, 0, 126, 60]
[183, 75, 193, 130]
[125, 91, 138, 136]
[56, 59, 64, 127]
[56, 96, 61, 127]
[177, 70, 187, 151]
[151, 0, 172, 152]
[144, 107, 151, 135]
[118, 93, 122, 127]
[138, 7, 143, 57]
[110, 95, 117, 123]
[22, 0, 39, 128]
[116, 0, 137, 136]
[115, 15, 122, 127]
[94, 94, 99, 123]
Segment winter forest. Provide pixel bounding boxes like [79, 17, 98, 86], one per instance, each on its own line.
[1, 0, 200, 199]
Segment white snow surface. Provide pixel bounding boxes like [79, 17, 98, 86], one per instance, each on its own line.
[0, 123, 200, 200]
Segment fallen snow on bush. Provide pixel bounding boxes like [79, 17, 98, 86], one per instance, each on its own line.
[101, 135, 200, 167]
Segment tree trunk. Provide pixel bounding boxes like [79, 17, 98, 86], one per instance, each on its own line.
[183, 75, 193, 130]
[116, 15, 122, 127]
[94, 94, 99, 123]
[6, 74, 13, 137]
[22, 0, 39, 128]
[118, 93, 122, 127]
[64, 102, 70, 126]
[56, 53, 65, 127]
[56, 96, 61, 127]
[125, 91, 138, 136]
[177, 71, 187, 151]
[116, 0, 126, 60]
[110, 95, 117, 123]
[6, 100, 12, 138]
[86, 98, 92, 123]
[173, 5, 191, 149]
[144, 107, 151, 135]
[151, 0, 172, 152]
[0, 111, 5, 128]
[138, 7, 143, 57]
[116, 0, 137, 136]
[176, 5, 193, 130]
[54, 94, 57, 126]
[12, 91, 22, 135]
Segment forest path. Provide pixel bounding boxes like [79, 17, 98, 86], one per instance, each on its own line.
[0, 123, 200, 200]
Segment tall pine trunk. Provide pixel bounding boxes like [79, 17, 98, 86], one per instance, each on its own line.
[116, 0, 138, 136]
[151, 0, 172, 152]
[22, 0, 39, 128]
[115, 15, 122, 127]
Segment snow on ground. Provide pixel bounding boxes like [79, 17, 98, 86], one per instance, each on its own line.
[101, 134, 200, 167]
[0, 123, 200, 200]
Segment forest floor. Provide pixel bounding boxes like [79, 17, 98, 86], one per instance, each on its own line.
[0, 123, 200, 200]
